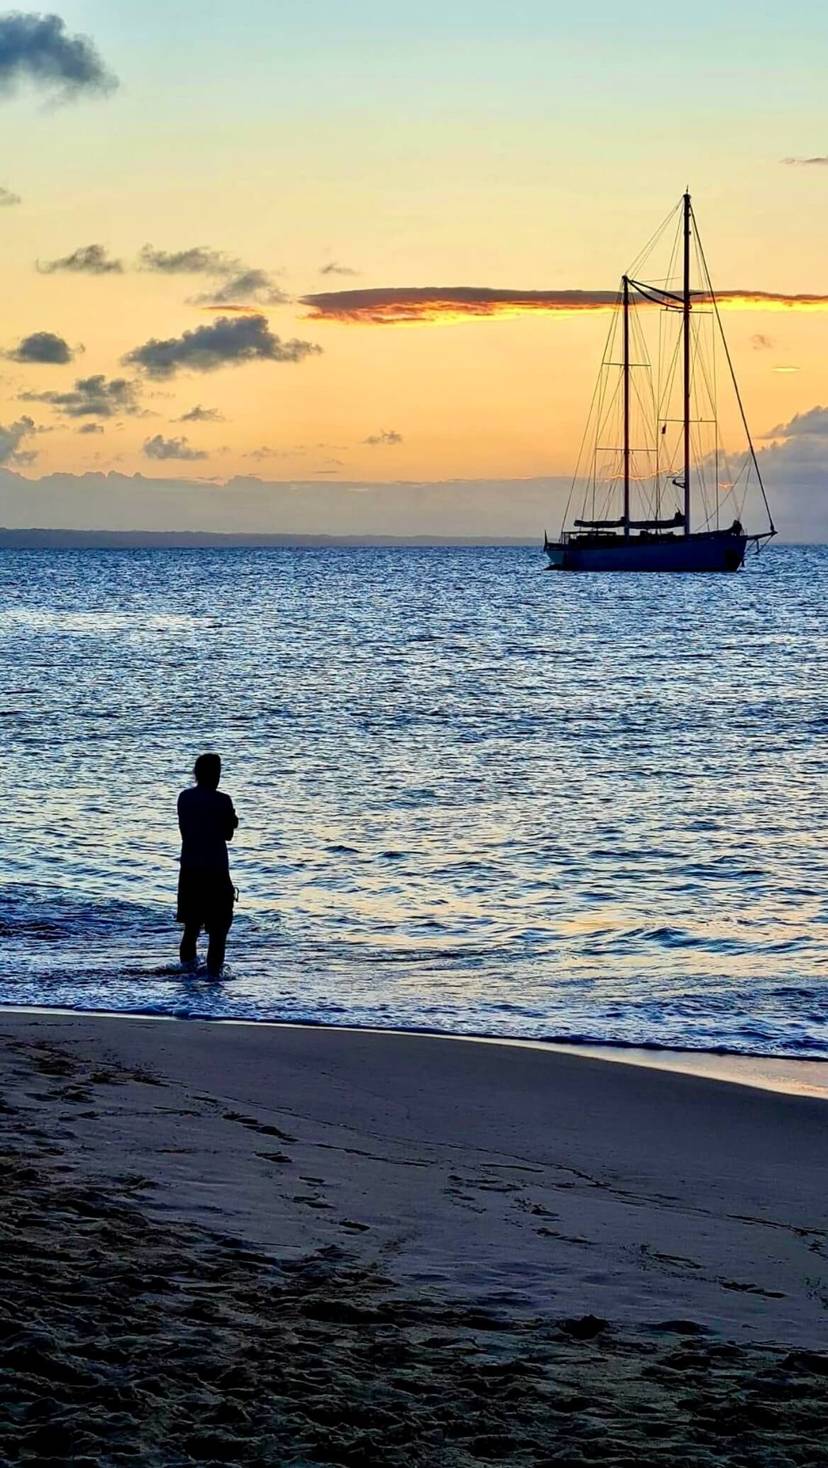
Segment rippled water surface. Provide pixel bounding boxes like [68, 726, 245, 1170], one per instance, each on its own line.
[1, 545, 826, 1058]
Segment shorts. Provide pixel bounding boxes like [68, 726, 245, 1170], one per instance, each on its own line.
[176, 868, 236, 935]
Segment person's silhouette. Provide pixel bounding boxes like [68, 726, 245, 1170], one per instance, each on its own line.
[176, 752, 239, 978]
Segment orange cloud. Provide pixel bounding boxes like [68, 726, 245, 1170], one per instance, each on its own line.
[302, 285, 828, 325]
[713, 291, 828, 312]
[302, 287, 620, 324]
[200, 303, 264, 315]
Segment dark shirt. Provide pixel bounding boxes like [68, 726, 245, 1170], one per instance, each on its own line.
[178, 786, 238, 873]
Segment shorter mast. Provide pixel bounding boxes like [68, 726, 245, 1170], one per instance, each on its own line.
[622, 274, 630, 537]
[682, 191, 691, 536]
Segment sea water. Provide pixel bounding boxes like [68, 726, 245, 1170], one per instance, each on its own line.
[1, 544, 826, 1059]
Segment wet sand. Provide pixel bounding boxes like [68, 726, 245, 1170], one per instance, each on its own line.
[1, 1012, 826, 1465]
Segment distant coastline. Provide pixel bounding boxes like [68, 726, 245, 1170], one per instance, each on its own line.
[0, 528, 539, 549]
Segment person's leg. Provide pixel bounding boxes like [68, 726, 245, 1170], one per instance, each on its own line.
[206, 925, 228, 978]
[180, 923, 200, 965]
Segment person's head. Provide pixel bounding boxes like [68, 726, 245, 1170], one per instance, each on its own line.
[194, 752, 222, 790]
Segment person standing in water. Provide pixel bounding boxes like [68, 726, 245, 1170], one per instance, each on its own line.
[177, 752, 239, 978]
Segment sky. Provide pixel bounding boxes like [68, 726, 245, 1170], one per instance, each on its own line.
[1, 2, 827, 537]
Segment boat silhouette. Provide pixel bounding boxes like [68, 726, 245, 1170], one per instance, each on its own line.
[544, 193, 775, 572]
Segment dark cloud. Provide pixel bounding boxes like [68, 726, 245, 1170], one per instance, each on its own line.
[139, 244, 241, 275]
[245, 445, 284, 460]
[192, 268, 287, 307]
[77, 422, 103, 435]
[144, 433, 207, 462]
[751, 333, 774, 350]
[123, 313, 321, 379]
[757, 433, 828, 539]
[302, 284, 828, 325]
[0, 12, 117, 101]
[6, 330, 74, 364]
[37, 243, 123, 275]
[20, 373, 142, 417]
[0, 184, 20, 206]
[0, 414, 38, 464]
[303, 286, 622, 324]
[782, 156, 828, 166]
[140, 243, 285, 306]
[364, 429, 403, 446]
[767, 405, 828, 438]
[320, 261, 359, 276]
[175, 403, 225, 422]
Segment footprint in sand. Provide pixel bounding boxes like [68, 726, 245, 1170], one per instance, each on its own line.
[719, 1278, 786, 1298]
[641, 1245, 703, 1271]
[222, 1111, 297, 1142]
[536, 1226, 591, 1245]
[444, 1178, 485, 1213]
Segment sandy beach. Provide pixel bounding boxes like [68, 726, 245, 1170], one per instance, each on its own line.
[2, 1012, 826, 1466]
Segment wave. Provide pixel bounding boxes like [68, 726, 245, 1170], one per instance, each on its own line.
[2, 997, 827, 1067]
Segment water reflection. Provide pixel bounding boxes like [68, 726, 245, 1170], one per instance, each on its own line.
[0, 545, 826, 1057]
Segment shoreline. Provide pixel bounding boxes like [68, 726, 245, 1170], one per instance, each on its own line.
[3, 1002, 827, 1100]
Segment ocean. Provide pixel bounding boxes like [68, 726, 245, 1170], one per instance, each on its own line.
[1, 544, 826, 1060]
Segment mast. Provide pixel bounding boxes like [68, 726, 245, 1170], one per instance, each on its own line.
[682, 190, 691, 535]
[622, 274, 630, 536]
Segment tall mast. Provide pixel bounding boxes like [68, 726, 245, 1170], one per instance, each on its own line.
[682, 190, 691, 535]
[622, 274, 630, 536]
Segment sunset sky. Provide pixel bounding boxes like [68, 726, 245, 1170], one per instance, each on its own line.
[1, 2, 827, 536]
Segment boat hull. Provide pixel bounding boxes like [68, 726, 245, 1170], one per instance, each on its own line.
[545, 530, 747, 573]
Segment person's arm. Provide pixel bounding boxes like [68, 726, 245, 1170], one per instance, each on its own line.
[223, 795, 239, 842]
[177, 790, 186, 839]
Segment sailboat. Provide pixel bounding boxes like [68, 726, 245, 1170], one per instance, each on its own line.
[544, 193, 775, 572]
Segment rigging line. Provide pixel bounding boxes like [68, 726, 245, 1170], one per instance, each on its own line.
[625, 198, 682, 280]
[655, 297, 670, 520]
[594, 362, 623, 446]
[712, 263, 719, 530]
[665, 210, 682, 296]
[566, 278, 625, 528]
[590, 357, 619, 520]
[558, 283, 622, 534]
[657, 320, 682, 423]
[690, 272, 724, 530]
[692, 204, 776, 535]
[692, 419, 713, 530]
[690, 240, 718, 423]
[628, 302, 660, 520]
[594, 374, 623, 462]
[692, 322, 721, 522]
[689, 316, 717, 531]
[631, 372, 655, 447]
[631, 300, 656, 407]
[632, 300, 658, 426]
[645, 298, 666, 522]
[694, 323, 717, 422]
[628, 279, 687, 306]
